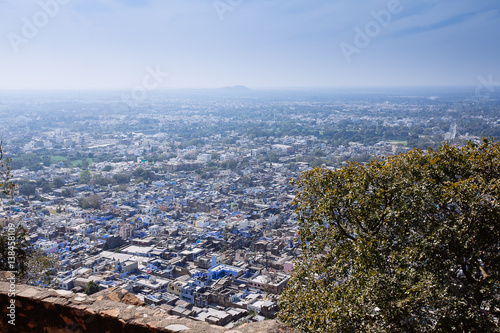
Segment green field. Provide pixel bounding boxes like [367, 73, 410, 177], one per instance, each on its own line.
[50, 156, 68, 163]
[71, 158, 93, 166]
[389, 140, 407, 146]
[49, 156, 93, 166]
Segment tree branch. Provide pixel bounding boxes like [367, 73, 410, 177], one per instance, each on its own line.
[334, 217, 355, 241]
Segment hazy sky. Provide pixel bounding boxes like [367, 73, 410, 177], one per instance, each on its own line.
[1, 0, 499, 90]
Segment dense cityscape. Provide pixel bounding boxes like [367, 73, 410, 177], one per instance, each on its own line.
[1, 89, 499, 329]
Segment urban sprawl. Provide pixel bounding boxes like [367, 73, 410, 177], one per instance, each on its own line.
[1, 89, 499, 328]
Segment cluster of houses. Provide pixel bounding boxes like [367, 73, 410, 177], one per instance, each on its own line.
[1, 150, 302, 327]
[1, 97, 465, 327]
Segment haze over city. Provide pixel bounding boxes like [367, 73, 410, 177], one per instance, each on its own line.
[1, 1, 500, 332]
[1, 0, 499, 90]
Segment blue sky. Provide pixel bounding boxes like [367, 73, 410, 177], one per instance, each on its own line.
[0, 0, 499, 89]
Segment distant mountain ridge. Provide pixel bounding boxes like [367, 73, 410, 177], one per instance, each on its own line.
[217, 85, 251, 92]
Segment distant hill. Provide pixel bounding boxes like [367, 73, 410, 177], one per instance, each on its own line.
[217, 85, 251, 93]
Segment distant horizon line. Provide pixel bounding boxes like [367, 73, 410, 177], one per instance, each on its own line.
[0, 85, 480, 92]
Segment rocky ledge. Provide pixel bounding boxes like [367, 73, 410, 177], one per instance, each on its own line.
[0, 277, 297, 332]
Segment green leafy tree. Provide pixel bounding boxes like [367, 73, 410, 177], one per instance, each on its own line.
[52, 177, 65, 188]
[222, 160, 238, 170]
[279, 140, 500, 332]
[19, 183, 37, 200]
[133, 167, 151, 180]
[0, 139, 15, 196]
[309, 157, 326, 168]
[0, 225, 29, 277]
[116, 184, 128, 192]
[0, 145, 41, 282]
[61, 188, 75, 198]
[241, 174, 252, 186]
[92, 174, 116, 186]
[79, 194, 102, 209]
[28, 163, 43, 171]
[79, 170, 91, 184]
[42, 155, 51, 166]
[23, 250, 59, 287]
[85, 280, 100, 295]
[113, 173, 131, 184]
[41, 182, 52, 194]
[81, 158, 90, 170]
[0, 224, 58, 287]
[268, 152, 279, 163]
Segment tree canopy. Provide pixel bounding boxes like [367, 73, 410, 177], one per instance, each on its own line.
[0, 224, 58, 287]
[0, 143, 58, 286]
[19, 182, 37, 199]
[79, 170, 91, 184]
[79, 194, 102, 210]
[113, 173, 131, 184]
[0, 139, 15, 195]
[279, 139, 500, 332]
[85, 280, 100, 295]
[52, 177, 65, 188]
[0, 225, 30, 277]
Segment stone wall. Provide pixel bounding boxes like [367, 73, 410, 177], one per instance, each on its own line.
[0, 278, 297, 332]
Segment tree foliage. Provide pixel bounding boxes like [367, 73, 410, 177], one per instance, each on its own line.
[85, 280, 100, 295]
[0, 142, 58, 286]
[0, 139, 15, 195]
[113, 173, 131, 184]
[19, 183, 37, 199]
[279, 140, 500, 332]
[92, 174, 116, 186]
[81, 158, 90, 170]
[23, 249, 59, 287]
[0, 225, 30, 278]
[79, 170, 91, 184]
[61, 188, 75, 198]
[79, 194, 102, 209]
[0, 224, 58, 286]
[52, 177, 65, 188]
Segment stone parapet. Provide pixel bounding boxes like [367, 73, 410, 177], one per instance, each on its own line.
[0, 279, 297, 332]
